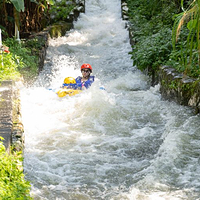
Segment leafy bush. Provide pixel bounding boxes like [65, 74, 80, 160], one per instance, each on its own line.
[126, 0, 181, 76]
[0, 52, 21, 81]
[0, 138, 32, 199]
[170, 0, 200, 78]
[49, 0, 75, 23]
[5, 38, 38, 71]
[0, 38, 40, 82]
[126, 0, 200, 78]
[131, 28, 172, 72]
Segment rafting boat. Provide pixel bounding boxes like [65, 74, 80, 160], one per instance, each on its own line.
[55, 77, 82, 98]
[56, 88, 82, 97]
[55, 76, 105, 98]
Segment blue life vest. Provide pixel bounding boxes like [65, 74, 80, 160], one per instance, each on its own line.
[62, 76, 95, 90]
[62, 83, 77, 88]
[75, 76, 95, 89]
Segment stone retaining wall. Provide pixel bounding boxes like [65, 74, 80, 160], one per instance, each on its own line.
[159, 66, 200, 113]
[0, 81, 23, 152]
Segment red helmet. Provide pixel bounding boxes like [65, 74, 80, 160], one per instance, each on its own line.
[81, 63, 92, 72]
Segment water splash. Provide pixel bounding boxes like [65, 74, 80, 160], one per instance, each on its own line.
[21, 0, 200, 199]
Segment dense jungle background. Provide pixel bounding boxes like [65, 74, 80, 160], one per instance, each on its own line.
[0, 0, 200, 81]
[0, 0, 76, 81]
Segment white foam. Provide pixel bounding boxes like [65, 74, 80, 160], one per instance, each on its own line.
[21, 0, 200, 199]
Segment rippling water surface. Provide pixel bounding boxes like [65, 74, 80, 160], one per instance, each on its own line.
[21, 0, 200, 199]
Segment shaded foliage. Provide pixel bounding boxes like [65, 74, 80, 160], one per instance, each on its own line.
[126, 0, 200, 78]
[0, 37, 41, 82]
[126, 0, 179, 74]
[171, 0, 200, 77]
[49, 0, 75, 24]
[0, 0, 50, 38]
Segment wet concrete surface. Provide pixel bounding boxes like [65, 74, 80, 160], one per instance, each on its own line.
[0, 81, 13, 152]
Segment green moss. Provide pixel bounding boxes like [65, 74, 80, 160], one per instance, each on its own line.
[168, 80, 178, 90]
[49, 23, 73, 38]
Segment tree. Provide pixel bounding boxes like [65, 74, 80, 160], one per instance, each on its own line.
[0, 0, 50, 37]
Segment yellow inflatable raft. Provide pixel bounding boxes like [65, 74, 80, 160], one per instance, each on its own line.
[56, 77, 82, 98]
[56, 88, 82, 97]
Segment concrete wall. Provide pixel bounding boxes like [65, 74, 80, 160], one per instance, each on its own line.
[159, 66, 200, 113]
[0, 81, 24, 153]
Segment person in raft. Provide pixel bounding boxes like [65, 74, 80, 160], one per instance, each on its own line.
[75, 63, 95, 90]
[62, 63, 94, 90]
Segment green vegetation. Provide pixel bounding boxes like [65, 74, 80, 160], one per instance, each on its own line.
[0, 38, 41, 82]
[126, 0, 200, 78]
[49, 0, 75, 23]
[0, 51, 21, 81]
[0, 0, 76, 82]
[0, 137, 32, 199]
[172, 0, 200, 78]
[0, 0, 75, 81]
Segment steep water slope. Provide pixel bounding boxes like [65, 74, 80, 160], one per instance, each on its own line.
[21, 0, 200, 199]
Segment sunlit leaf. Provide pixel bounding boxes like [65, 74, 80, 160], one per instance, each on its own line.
[47, 0, 55, 5]
[10, 0, 24, 12]
[187, 19, 197, 30]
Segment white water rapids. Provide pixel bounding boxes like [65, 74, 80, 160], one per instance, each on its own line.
[21, 0, 200, 199]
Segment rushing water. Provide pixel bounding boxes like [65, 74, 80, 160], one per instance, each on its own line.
[21, 0, 200, 199]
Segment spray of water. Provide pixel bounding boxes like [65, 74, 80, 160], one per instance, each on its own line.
[21, 0, 200, 199]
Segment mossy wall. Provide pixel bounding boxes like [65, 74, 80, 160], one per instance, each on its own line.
[159, 66, 200, 113]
